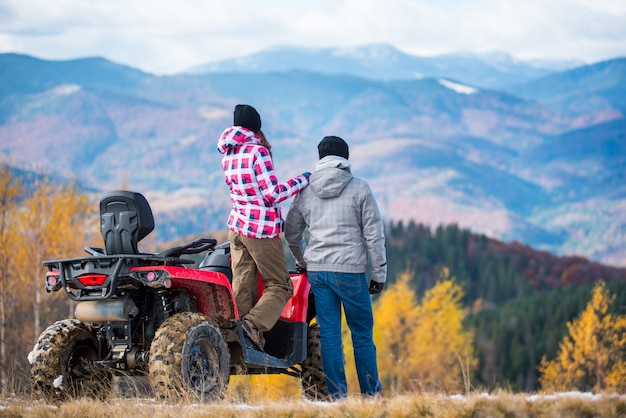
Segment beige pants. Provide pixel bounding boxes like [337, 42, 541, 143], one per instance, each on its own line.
[229, 231, 294, 332]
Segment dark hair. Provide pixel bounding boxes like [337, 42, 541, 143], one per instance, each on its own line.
[257, 130, 272, 159]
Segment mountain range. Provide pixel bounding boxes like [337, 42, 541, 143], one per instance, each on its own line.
[0, 44, 624, 266]
[186, 44, 583, 90]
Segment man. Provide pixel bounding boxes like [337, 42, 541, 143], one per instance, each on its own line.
[217, 104, 310, 350]
[285, 135, 386, 399]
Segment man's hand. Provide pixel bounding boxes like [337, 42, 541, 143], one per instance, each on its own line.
[295, 264, 307, 274]
[369, 280, 384, 295]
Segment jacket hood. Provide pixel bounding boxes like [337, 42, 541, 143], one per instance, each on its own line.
[217, 126, 261, 154]
[309, 156, 353, 199]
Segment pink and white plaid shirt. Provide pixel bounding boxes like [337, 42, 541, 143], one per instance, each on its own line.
[217, 126, 308, 239]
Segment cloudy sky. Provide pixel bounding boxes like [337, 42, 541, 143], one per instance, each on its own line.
[1, 0, 625, 75]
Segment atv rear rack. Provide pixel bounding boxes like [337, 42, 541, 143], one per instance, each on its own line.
[43, 237, 217, 301]
[43, 254, 196, 301]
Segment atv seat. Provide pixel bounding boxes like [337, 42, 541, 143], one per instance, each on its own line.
[100, 190, 155, 255]
[199, 242, 232, 282]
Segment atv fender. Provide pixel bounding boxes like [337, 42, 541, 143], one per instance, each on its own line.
[130, 265, 237, 325]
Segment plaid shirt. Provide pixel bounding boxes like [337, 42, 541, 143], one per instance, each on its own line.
[217, 126, 308, 239]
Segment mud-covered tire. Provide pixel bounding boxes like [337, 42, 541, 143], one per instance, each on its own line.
[301, 322, 330, 400]
[29, 319, 112, 402]
[149, 312, 229, 403]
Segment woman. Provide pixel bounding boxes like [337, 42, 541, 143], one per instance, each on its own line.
[217, 104, 310, 349]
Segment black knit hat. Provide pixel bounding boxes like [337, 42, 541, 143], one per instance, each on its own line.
[234, 104, 261, 132]
[318, 136, 349, 160]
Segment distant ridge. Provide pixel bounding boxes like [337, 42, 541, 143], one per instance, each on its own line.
[185, 44, 584, 89]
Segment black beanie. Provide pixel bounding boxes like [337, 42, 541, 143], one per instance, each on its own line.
[234, 104, 261, 132]
[318, 136, 349, 160]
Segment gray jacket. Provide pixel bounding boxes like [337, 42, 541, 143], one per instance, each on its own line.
[284, 156, 387, 284]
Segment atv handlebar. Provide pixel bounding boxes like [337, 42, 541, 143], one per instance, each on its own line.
[82, 238, 218, 259]
[156, 238, 217, 258]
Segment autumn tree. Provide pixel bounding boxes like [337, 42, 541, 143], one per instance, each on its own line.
[13, 179, 95, 340]
[370, 270, 419, 392]
[0, 178, 96, 390]
[351, 268, 476, 395]
[407, 267, 477, 393]
[0, 164, 23, 394]
[538, 281, 626, 393]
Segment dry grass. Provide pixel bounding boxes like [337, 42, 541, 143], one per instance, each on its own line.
[2, 389, 626, 418]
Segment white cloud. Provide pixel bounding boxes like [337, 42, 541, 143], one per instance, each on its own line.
[0, 0, 624, 74]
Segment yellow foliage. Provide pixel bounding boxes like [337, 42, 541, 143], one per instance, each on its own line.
[1, 174, 96, 367]
[371, 270, 420, 392]
[406, 267, 476, 393]
[0, 165, 23, 295]
[369, 267, 476, 395]
[538, 281, 626, 393]
[229, 374, 301, 402]
[16, 179, 95, 266]
[0, 164, 24, 392]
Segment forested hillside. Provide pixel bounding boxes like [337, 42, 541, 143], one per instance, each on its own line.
[383, 221, 626, 391]
[386, 221, 626, 301]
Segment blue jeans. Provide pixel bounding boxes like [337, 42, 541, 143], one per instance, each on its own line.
[308, 271, 382, 399]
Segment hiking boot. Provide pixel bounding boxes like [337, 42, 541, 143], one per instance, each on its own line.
[242, 319, 265, 351]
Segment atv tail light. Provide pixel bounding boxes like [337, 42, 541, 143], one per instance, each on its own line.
[146, 271, 156, 282]
[76, 273, 108, 287]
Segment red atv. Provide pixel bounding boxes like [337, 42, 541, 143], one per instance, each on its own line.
[28, 190, 328, 402]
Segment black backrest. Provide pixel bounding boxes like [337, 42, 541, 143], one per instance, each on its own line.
[100, 190, 155, 255]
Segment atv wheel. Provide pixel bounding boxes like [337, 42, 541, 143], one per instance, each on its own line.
[300, 322, 330, 400]
[149, 312, 229, 402]
[29, 319, 112, 402]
